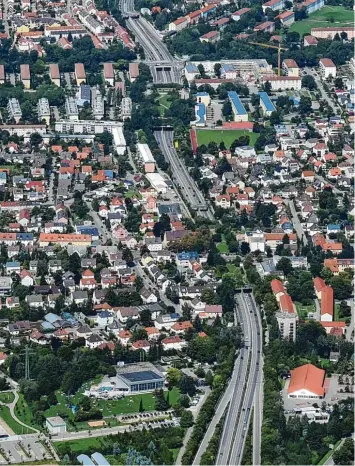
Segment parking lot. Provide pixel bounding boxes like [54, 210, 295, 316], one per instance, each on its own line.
[0, 437, 54, 464]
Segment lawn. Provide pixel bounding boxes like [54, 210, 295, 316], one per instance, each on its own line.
[156, 93, 172, 116]
[43, 388, 180, 431]
[55, 437, 104, 453]
[295, 302, 316, 319]
[0, 165, 23, 175]
[196, 129, 258, 148]
[14, 393, 39, 430]
[124, 190, 142, 199]
[0, 392, 15, 403]
[290, 6, 354, 35]
[217, 242, 229, 253]
[0, 405, 33, 434]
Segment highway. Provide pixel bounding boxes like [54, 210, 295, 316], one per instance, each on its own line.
[154, 130, 215, 220]
[216, 291, 262, 466]
[120, 0, 182, 83]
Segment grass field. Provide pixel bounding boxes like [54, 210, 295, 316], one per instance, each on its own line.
[43, 388, 180, 431]
[55, 437, 104, 454]
[290, 6, 354, 35]
[0, 405, 33, 434]
[196, 129, 258, 148]
[295, 302, 316, 319]
[0, 392, 15, 403]
[217, 242, 229, 253]
[156, 93, 172, 116]
[334, 303, 347, 322]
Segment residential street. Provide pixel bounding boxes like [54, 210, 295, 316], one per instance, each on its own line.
[285, 199, 305, 241]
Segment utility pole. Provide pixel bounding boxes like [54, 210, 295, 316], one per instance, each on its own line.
[22, 345, 34, 380]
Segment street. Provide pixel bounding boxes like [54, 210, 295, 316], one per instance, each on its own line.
[286, 199, 305, 241]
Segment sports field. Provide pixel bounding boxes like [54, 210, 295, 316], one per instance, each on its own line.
[290, 6, 354, 35]
[196, 129, 258, 148]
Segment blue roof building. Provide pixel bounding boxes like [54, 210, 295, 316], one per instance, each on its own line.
[185, 63, 199, 75]
[77, 454, 95, 466]
[259, 92, 276, 116]
[228, 91, 248, 122]
[76, 226, 99, 238]
[327, 224, 341, 233]
[195, 103, 206, 126]
[177, 251, 199, 261]
[91, 453, 111, 466]
[16, 233, 33, 242]
[45, 313, 61, 324]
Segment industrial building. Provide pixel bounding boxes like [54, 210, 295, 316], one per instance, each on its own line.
[137, 143, 156, 173]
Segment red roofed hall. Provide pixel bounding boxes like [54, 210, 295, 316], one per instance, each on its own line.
[320, 285, 334, 322]
[288, 364, 325, 398]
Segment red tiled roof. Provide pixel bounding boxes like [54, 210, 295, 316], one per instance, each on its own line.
[288, 364, 325, 396]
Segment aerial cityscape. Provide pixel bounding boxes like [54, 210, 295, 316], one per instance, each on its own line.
[0, 0, 353, 464]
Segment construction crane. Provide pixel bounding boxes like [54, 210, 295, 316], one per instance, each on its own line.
[249, 41, 288, 77]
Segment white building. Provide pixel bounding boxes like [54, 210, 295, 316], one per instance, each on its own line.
[261, 76, 302, 91]
[46, 416, 67, 434]
[145, 173, 168, 194]
[65, 97, 79, 121]
[91, 89, 105, 120]
[121, 97, 132, 119]
[7, 98, 22, 123]
[319, 58, 336, 79]
[37, 98, 50, 124]
[137, 143, 155, 173]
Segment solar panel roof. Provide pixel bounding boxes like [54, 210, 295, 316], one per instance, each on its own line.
[121, 370, 163, 383]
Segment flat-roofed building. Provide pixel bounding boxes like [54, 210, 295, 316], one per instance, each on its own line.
[37, 98, 50, 124]
[228, 91, 248, 122]
[49, 63, 60, 86]
[259, 91, 276, 116]
[91, 89, 104, 120]
[128, 63, 139, 82]
[65, 97, 79, 121]
[46, 416, 67, 434]
[137, 143, 156, 173]
[121, 97, 132, 119]
[288, 364, 325, 398]
[0, 65, 5, 85]
[319, 58, 336, 79]
[75, 63, 86, 85]
[282, 59, 299, 77]
[7, 98, 22, 123]
[20, 64, 30, 89]
[103, 62, 114, 85]
[311, 26, 355, 40]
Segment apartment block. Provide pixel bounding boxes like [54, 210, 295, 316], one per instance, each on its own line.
[7, 98, 22, 123]
[37, 98, 50, 124]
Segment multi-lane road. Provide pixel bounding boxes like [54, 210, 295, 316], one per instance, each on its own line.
[216, 291, 263, 466]
[120, 0, 182, 83]
[154, 130, 214, 220]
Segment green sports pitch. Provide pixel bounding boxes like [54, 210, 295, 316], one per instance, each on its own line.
[196, 129, 258, 148]
[290, 6, 354, 35]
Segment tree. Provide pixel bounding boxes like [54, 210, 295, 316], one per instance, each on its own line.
[333, 438, 354, 465]
[179, 375, 196, 396]
[122, 248, 133, 263]
[167, 367, 181, 388]
[276, 257, 293, 276]
[301, 75, 317, 90]
[262, 81, 272, 94]
[139, 398, 144, 412]
[154, 389, 169, 411]
[329, 275, 352, 300]
[139, 308, 152, 326]
[180, 409, 194, 428]
[30, 132, 43, 147]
